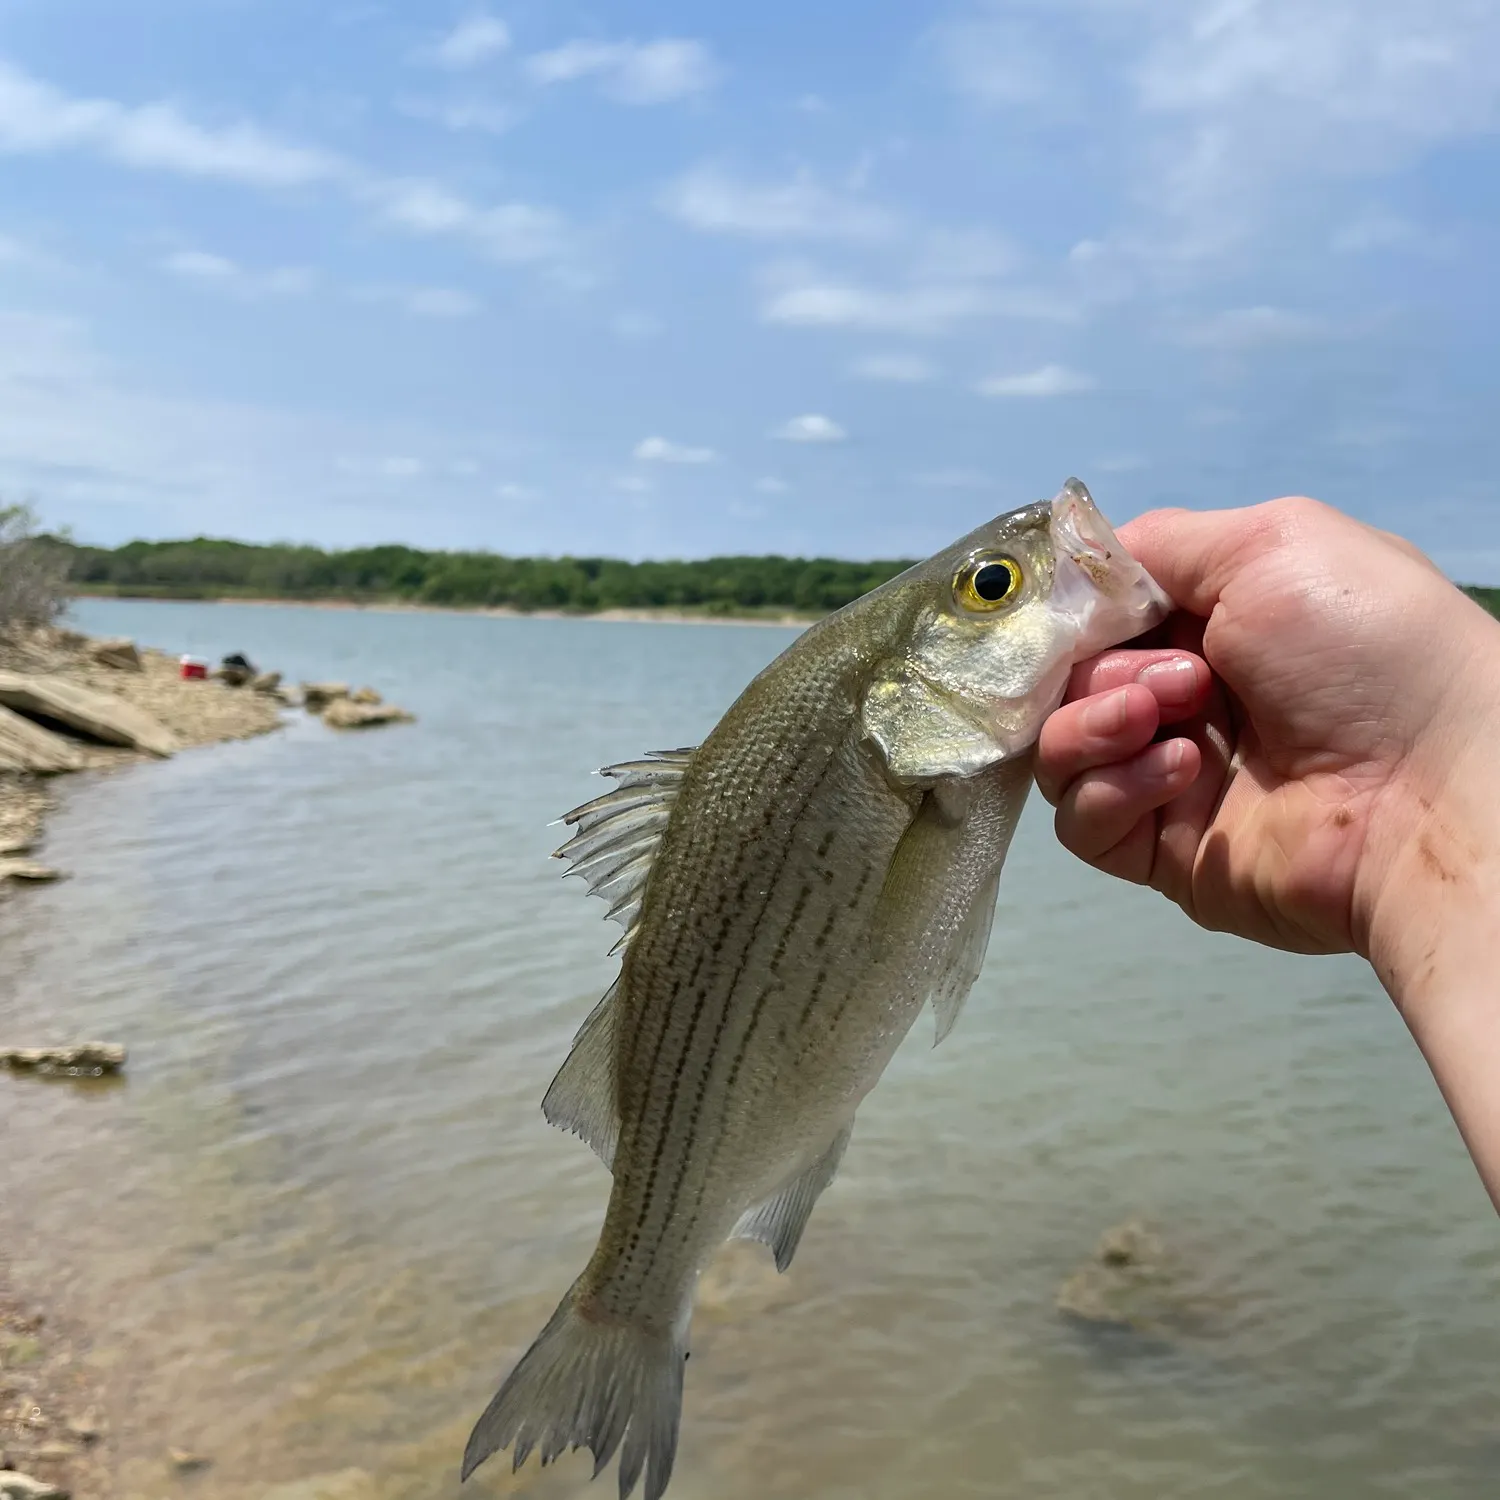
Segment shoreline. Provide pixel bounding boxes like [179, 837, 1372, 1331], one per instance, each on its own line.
[71, 592, 817, 628]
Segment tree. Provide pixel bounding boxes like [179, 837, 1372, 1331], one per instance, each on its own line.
[0, 502, 71, 633]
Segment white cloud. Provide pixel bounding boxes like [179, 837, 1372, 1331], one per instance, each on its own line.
[762, 278, 1074, 336]
[772, 414, 846, 443]
[933, 12, 1055, 108]
[398, 96, 517, 134]
[1179, 305, 1325, 350]
[427, 14, 511, 69]
[755, 476, 789, 494]
[850, 353, 937, 382]
[160, 249, 313, 297]
[976, 364, 1096, 397]
[795, 93, 831, 114]
[526, 38, 717, 104]
[615, 474, 653, 493]
[1331, 209, 1444, 255]
[496, 481, 537, 501]
[0, 59, 578, 279]
[377, 455, 424, 478]
[662, 167, 896, 242]
[914, 468, 990, 489]
[612, 310, 662, 340]
[0, 59, 342, 186]
[633, 436, 717, 464]
[1094, 453, 1147, 473]
[366, 178, 572, 266]
[408, 287, 482, 318]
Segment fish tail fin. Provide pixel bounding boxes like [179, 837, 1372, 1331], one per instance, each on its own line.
[461, 1279, 688, 1500]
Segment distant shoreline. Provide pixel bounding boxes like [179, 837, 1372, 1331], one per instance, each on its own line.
[70, 592, 817, 629]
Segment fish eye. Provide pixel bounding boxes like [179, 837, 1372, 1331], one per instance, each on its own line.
[954, 554, 1023, 613]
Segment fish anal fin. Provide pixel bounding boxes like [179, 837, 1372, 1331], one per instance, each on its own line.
[732, 1122, 853, 1273]
[541, 980, 621, 1168]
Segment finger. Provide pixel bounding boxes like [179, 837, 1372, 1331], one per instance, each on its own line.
[1117, 503, 1299, 618]
[1035, 683, 1161, 805]
[1062, 649, 1210, 722]
[1151, 679, 1236, 909]
[1053, 738, 1203, 866]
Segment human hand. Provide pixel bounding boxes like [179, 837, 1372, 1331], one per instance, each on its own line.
[1035, 496, 1500, 962]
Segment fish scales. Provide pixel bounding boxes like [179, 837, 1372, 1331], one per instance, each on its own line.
[460, 480, 1172, 1500]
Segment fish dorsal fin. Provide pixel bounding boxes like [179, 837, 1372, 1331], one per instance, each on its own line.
[554, 747, 695, 950]
[541, 980, 622, 1168]
[731, 1121, 854, 1272]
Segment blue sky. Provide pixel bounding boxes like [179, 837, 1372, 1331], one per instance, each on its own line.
[1, 1, 1497, 576]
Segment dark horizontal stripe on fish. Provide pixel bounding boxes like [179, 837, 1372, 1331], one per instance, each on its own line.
[630, 744, 844, 1298]
[616, 750, 805, 1277]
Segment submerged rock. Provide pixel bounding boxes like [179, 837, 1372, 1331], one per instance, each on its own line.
[1, 1044, 126, 1076]
[0, 861, 63, 885]
[1056, 1217, 1181, 1332]
[259, 1468, 379, 1500]
[87, 638, 141, 672]
[321, 699, 414, 730]
[350, 686, 382, 705]
[0, 672, 179, 757]
[251, 671, 283, 694]
[0, 1472, 69, 1500]
[167, 1448, 210, 1472]
[0, 707, 85, 776]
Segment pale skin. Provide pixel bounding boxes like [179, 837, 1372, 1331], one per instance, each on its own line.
[1034, 496, 1500, 1212]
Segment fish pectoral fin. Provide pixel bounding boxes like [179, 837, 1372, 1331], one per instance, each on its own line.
[928, 864, 1002, 1046]
[554, 747, 697, 951]
[541, 979, 621, 1169]
[871, 785, 969, 962]
[732, 1121, 853, 1273]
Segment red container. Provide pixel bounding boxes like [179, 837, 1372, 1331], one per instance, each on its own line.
[180, 656, 208, 681]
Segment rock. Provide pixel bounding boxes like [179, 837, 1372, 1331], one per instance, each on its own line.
[0, 861, 63, 885]
[258, 1467, 378, 1500]
[300, 682, 350, 713]
[1, 1044, 126, 1075]
[321, 700, 414, 730]
[0, 1472, 69, 1500]
[0, 706, 86, 775]
[29, 1448, 71, 1464]
[88, 638, 141, 672]
[350, 687, 382, 705]
[167, 1449, 210, 1472]
[0, 672, 179, 757]
[1097, 1218, 1163, 1269]
[64, 1410, 102, 1445]
[250, 671, 282, 694]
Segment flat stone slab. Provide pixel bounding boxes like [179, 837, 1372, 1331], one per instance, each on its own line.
[0, 703, 86, 774]
[0, 670, 179, 757]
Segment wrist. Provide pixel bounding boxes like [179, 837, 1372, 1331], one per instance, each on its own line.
[1360, 615, 1500, 999]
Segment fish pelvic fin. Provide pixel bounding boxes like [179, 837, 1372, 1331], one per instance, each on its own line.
[733, 1121, 853, 1272]
[462, 1278, 688, 1500]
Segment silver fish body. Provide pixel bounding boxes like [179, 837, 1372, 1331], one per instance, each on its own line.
[462, 480, 1169, 1499]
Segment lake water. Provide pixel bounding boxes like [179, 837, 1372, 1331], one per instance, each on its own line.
[2, 599, 1497, 1500]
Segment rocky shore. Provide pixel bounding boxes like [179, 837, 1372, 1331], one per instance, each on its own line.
[1, 624, 415, 1497]
[0, 626, 413, 895]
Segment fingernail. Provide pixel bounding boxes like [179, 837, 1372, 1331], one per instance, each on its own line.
[1141, 739, 1186, 780]
[1082, 687, 1129, 736]
[1138, 658, 1198, 707]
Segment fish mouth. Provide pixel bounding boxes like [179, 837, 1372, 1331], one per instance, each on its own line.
[1050, 478, 1171, 647]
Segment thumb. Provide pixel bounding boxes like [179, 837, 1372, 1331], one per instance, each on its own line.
[1117, 502, 1294, 619]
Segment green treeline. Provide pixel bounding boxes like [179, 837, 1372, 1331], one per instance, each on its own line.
[57, 536, 915, 615]
[44, 535, 1500, 621]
